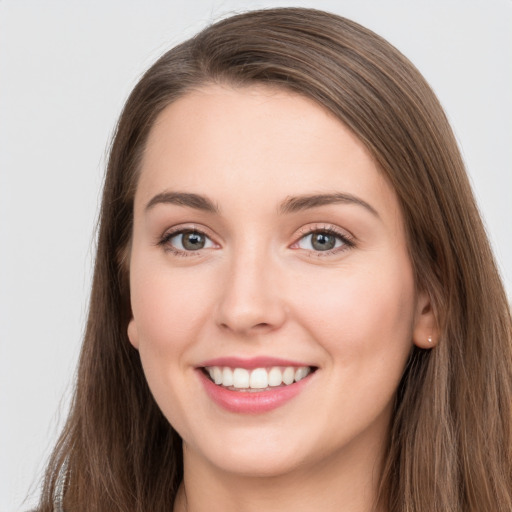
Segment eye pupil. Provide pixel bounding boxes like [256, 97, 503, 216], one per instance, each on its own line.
[182, 232, 205, 250]
[311, 232, 336, 251]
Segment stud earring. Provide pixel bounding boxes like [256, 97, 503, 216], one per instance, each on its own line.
[428, 336, 433, 344]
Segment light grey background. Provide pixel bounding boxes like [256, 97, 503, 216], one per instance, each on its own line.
[1, 1, 510, 510]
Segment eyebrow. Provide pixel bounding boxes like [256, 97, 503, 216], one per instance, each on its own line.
[279, 193, 379, 217]
[145, 191, 219, 213]
[145, 190, 379, 218]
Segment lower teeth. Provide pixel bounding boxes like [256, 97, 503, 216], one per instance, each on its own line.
[224, 385, 286, 392]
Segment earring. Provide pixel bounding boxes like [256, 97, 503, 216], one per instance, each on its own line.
[428, 336, 433, 344]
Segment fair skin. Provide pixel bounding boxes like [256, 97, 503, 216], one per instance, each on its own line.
[127, 84, 436, 512]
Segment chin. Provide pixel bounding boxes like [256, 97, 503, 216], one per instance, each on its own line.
[211, 449, 307, 478]
[184, 426, 315, 478]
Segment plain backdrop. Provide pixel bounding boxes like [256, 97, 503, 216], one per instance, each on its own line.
[0, 1, 510, 510]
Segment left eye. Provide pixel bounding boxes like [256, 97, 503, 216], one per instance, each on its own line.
[296, 231, 345, 251]
[168, 231, 215, 251]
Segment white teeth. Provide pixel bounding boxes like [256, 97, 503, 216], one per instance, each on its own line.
[222, 367, 234, 387]
[213, 367, 223, 385]
[233, 368, 250, 388]
[294, 367, 309, 382]
[249, 368, 268, 389]
[282, 367, 295, 385]
[205, 365, 312, 389]
[268, 367, 283, 387]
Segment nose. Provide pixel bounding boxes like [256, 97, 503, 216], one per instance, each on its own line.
[214, 247, 287, 337]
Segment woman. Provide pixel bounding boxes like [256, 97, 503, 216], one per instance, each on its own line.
[37, 7, 512, 512]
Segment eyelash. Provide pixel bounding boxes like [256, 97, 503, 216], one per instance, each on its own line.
[157, 227, 215, 257]
[293, 225, 355, 256]
[157, 224, 355, 258]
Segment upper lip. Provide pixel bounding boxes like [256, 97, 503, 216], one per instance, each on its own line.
[197, 356, 315, 369]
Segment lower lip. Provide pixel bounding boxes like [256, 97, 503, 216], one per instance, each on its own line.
[198, 370, 314, 414]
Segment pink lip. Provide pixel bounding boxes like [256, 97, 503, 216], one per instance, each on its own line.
[197, 368, 315, 414]
[198, 356, 310, 369]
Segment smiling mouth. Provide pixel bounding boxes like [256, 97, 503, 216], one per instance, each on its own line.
[202, 366, 317, 392]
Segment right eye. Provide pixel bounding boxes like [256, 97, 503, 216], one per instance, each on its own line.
[161, 230, 216, 254]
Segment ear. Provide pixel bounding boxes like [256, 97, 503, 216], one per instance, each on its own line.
[127, 318, 140, 350]
[412, 290, 438, 349]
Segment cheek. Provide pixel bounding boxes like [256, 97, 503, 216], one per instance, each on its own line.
[289, 259, 416, 442]
[130, 263, 214, 355]
[292, 257, 416, 371]
[128, 262, 218, 431]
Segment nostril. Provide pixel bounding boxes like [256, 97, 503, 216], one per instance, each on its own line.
[218, 321, 273, 333]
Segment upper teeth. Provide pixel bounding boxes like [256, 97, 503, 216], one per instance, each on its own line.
[205, 366, 311, 389]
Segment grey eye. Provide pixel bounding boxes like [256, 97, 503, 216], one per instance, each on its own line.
[311, 232, 336, 251]
[182, 232, 205, 250]
[297, 231, 344, 251]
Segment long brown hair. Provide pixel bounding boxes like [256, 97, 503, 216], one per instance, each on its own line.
[38, 8, 512, 511]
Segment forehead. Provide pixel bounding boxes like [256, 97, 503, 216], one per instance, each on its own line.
[136, 84, 399, 222]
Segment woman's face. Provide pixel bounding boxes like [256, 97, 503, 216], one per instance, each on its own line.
[128, 85, 433, 477]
